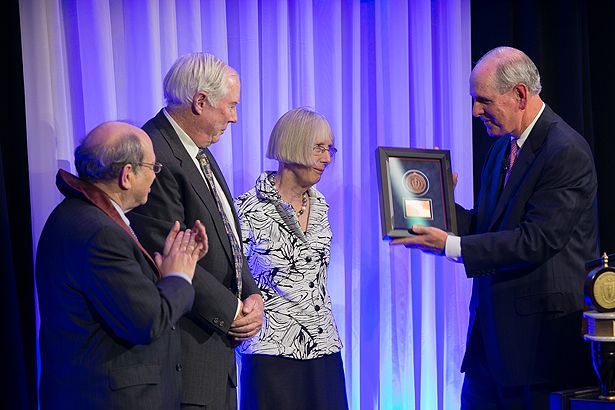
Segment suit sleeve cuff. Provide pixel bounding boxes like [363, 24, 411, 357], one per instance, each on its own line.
[165, 271, 193, 284]
[234, 298, 241, 320]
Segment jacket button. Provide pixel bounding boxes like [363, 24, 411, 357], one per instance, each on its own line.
[176, 364, 183, 372]
[318, 327, 323, 334]
[315, 305, 320, 312]
[171, 325, 176, 331]
[219, 320, 225, 327]
[305, 256, 312, 263]
[309, 282, 314, 288]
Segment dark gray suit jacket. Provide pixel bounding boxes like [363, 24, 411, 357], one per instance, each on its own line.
[129, 111, 260, 408]
[36, 170, 195, 409]
[457, 105, 598, 386]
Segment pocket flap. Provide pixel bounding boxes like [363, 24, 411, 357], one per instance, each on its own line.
[109, 364, 160, 390]
[514, 292, 570, 315]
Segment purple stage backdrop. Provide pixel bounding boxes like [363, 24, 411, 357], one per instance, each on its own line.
[20, 1, 473, 408]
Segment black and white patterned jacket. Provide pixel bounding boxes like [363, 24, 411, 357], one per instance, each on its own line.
[235, 172, 343, 359]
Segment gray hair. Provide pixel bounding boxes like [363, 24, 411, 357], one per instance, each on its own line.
[479, 47, 542, 95]
[75, 134, 144, 182]
[163, 52, 234, 107]
[266, 107, 334, 166]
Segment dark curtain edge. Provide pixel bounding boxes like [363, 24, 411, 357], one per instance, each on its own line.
[4, 0, 37, 408]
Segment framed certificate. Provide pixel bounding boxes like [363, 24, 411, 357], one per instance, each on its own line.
[376, 147, 457, 239]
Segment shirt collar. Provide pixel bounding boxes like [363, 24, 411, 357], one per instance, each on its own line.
[162, 108, 201, 158]
[515, 102, 545, 149]
[109, 199, 131, 226]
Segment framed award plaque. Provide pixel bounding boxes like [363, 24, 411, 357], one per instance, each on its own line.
[376, 147, 457, 239]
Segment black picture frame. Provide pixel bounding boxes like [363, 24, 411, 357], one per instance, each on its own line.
[376, 147, 457, 239]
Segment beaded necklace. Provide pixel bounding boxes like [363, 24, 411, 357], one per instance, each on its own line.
[268, 173, 308, 217]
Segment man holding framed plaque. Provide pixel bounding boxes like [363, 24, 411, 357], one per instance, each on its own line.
[392, 47, 599, 409]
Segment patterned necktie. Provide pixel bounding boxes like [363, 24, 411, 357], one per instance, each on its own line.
[196, 149, 243, 298]
[504, 138, 519, 187]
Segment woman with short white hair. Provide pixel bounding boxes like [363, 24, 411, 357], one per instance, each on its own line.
[235, 107, 348, 410]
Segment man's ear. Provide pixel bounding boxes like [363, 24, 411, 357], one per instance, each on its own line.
[118, 163, 133, 190]
[192, 91, 209, 114]
[513, 83, 529, 110]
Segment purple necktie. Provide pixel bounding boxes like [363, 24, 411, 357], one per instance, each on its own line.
[504, 138, 519, 187]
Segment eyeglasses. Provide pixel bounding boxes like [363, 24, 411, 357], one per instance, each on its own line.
[313, 144, 338, 157]
[139, 161, 163, 174]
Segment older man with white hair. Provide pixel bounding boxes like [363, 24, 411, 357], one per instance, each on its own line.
[129, 53, 263, 410]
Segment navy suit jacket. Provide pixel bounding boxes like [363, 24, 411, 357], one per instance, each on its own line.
[36, 171, 195, 409]
[457, 105, 598, 386]
[129, 111, 260, 407]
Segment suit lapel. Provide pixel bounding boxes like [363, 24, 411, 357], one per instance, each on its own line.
[475, 138, 508, 233]
[487, 105, 553, 231]
[57, 169, 162, 278]
[152, 112, 235, 263]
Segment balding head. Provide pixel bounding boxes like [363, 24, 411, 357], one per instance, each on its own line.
[84, 121, 149, 148]
[472, 47, 542, 96]
[74, 121, 159, 211]
[75, 121, 151, 182]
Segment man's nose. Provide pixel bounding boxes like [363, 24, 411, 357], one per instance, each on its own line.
[229, 110, 238, 123]
[472, 101, 482, 117]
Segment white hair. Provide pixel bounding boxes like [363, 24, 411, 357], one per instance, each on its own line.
[163, 52, 236, 107]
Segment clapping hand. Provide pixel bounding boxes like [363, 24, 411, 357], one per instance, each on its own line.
[154, 221, 206, 280]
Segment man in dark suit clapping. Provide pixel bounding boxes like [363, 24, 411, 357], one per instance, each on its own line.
[37, 121, 207, 409]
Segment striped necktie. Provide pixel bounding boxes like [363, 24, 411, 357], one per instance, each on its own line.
[196, 149, 243, 298]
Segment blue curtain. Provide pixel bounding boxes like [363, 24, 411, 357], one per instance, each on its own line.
[20, 1, 473, 408]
